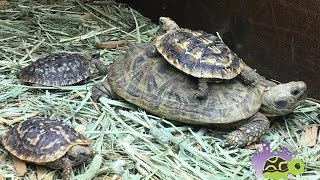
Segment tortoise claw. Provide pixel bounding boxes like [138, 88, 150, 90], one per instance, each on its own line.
[194, 91, 207, 100]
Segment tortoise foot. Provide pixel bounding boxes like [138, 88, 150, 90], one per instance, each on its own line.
[195, 78, 209, 99]
[240, 65, 259, 86]
[225, 112, 270, 148]
[225, 130, 248, 148]
[194, 91, 208, 100]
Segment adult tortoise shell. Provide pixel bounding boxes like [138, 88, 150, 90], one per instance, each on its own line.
[2, 118, 95, 180]
[19, 53, 106, 86]
[155, 17, 258, 99]
[92, 43, 307, 147]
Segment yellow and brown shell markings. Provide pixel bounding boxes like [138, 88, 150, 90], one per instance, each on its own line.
[2, 118, 90, 163]
[155, 28, 245, 79]
[2, 118, 96, 180]
[97, 42, 307, 148]
[263, 157, 289, 173]
[19, 53, 94, 86]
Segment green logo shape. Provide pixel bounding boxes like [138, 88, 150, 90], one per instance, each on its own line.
[263, 157, 304, 179]
[252, 143, 305, 179]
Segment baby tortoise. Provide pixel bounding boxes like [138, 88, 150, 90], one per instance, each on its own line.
[155, 17, 258, 99]
[19, 53, 106, 86]
[92, 43, 307, 147]
[2, 118, 95, 180]
[263, 157, 304, 179]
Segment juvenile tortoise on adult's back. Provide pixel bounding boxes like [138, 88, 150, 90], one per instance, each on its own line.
[2, 118, 95, 180]
[155, 17, 258, 98]
[92, 43, 307, 147]
[19, 52, 106, 86]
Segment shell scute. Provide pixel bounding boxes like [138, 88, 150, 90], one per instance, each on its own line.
[155, 28, 245, 79]
[19, 53, 94, 86]
[2, 118, 90, 163]
[107, 43, 264, 124]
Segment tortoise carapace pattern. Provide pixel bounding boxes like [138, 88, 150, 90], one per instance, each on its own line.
[19, 53, 94, 86]
[155, 28, 244, 79]
[92, 43, 307, 147]
[154, 17, 258, 99]
[2, 118, 95, 180]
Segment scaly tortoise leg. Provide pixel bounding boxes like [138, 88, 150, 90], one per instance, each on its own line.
[159, 17, 180, 31]
[239, 65, 259, 85]
[194, 78, 209, 99]
[61, 158, 73, 180]
[91, 80, 118, 101]
[225, 112, 270, 148]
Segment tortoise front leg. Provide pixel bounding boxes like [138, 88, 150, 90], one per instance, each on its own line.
[225, 112, 270, 148]
[239, 65, 259, 85]
[61, 158, 73, 180]
[194, 78, 208, 99]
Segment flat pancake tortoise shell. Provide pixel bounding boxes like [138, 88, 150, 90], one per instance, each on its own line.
[154, 17, 259, 99]
[155, 17, 245, 80]
[2, 118, 95, 180]
[19, 53, 104, 86]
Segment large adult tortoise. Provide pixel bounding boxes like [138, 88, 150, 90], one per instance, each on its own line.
[92, 43, 307, 147]
[19, 53, 106, 86]
[1, 118, 95, 180]
[154, 17, 258, 99]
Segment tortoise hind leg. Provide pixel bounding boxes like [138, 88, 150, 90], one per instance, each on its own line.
[239, 65, 259, 85]
[194, 78, 208, 99]
[225, 112, 270, 148]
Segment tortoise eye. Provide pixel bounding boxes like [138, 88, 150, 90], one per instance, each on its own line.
[91, 53, 100, 59]
[291, 89, 300, 96]
[295, 163, 301, 169]
[68, 155, 77, 161]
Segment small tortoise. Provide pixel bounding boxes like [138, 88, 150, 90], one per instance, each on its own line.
[263, 157, 304, 179]
[19, 53, 106, 86]
[155, 17, 258, 99]
[2, 118, 95, 180]
[92, 43, 307, 147]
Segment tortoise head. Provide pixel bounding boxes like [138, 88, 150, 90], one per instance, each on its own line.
[159, 17, 180, 31]
[287, 158, 305, 175]
[66, 145, 96, 165]
[89, 52, 108, 75]
[260, 81, 307, 116]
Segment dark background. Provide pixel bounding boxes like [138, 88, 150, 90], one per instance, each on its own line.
[117, 0, 320, 99]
